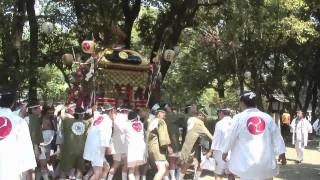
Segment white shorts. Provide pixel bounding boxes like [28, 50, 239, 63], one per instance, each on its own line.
[155, 160, 169, 167]
[213, 150, 230, 175]
[91, 158, 109, 167]
[127, 160, 146, 168]
[113, 153, 127, 162]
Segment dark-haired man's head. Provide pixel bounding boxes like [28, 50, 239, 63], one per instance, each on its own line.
[102, 104, 116, 120]
[240, 91, 257, 111]
[197, 108, 208, 121]
[164, 103, 172, 113]
[74, 107, 85, 119]
[156, 109, 166, 119]
[128, 111, 138, 121]
[138, 108, 149, 120]
[41, 105, 54, 119]
[184, 103, 197, 114]
[27, 101, 42, 116]
[296, 110, 304, 120]
[217, 108, 231, 120]
[151, 103, 160, 115]
[118, 103, 131, 114]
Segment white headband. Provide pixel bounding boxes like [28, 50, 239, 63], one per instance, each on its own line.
[243, 92, 256, 99]
[27, 105, 41, 109]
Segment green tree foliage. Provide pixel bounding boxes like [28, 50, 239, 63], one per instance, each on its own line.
[163, 0, 320, 114]
[0, 0, 320, 116]
[38, 64, 67, 102]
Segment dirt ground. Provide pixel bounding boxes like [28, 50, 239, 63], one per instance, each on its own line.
[199, 140, 320, 180]
[110, 139, 320, 180]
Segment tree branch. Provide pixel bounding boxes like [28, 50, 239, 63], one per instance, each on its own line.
[26, 0, 39, 103]
[55, 63, 71, 88]
[197, 0, 224, 7]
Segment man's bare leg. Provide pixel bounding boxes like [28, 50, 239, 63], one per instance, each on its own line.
[140, 162, 150, 180]
[179, 162, 190, 180]
[134, 166, 141, 180]
[128, 167, 135, 180]
[83, 168, 93, 180]
[90, 166, 103, 180]
[169, 157, 178, 180]
[101, 162, 110, 179]
[154, 162, 167, 180]
[122, 156, 128, 180]
[75, 169, 83, 180]
[215, 175, 223, 180]
[227, 174, 235, 180]
[107, 161, 121, 180]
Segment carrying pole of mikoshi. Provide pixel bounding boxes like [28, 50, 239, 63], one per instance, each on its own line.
[146, 43, 165, 107]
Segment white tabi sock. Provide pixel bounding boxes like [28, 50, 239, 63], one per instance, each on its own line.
[128, 172, 135, 180]
[141, 175, 146, 180]
[180, 173, 185, 180]
[122, 172, 128, 180]
[163, 176, 169, 180]
[176, 168, 181, 180]
[169, 170, 176, 180]
[193, 171, 201, 180]
[135, 174, 140, 180]
[41, 170, 49, 180]
[107, 174, 114, 180]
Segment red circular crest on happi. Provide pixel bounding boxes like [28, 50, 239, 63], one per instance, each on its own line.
[93, 116, 104, 126]
[132, 121, 142, 132]
[0, 116, 12, 141]
[246, 116, 266, 135]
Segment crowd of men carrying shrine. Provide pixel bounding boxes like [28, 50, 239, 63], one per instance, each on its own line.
[1, 86, 318, 180]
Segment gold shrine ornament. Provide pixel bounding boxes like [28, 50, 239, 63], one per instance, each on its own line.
[119, 51, 129, 60]
[62, 53, 74, 65]
[82, 40, 95, 54]
[163, 49, 176, 62]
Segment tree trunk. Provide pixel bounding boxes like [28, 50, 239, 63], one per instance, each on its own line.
[272, 51, 283, 90]
[239, 76, 245, 95]
[149, 12, 173, 62]
[26, 0, 39, 103]
[217, 79, 225, 98]
[72, 0, 86, 43]
[55, 63, 71, 88]
[303, 80, 313, 113]
[122, 0, 141, 49]
[0, 0, 25, 85]
[252, 69, 264, 110]
[311, 81, 318, 123]
[294, 85, 302, 111]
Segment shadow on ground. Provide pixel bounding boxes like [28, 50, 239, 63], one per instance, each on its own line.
[276, 163, 320, 180]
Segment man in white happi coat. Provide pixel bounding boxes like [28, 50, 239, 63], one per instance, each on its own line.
[107, 104, 131, 180]
[0, 86, 37, 180]
[312, 117, 320, 135]
[222, 91, 287, 180]
[83, 104, 114, 180]
[124, 111, 146, 180]
[312, 116, 320, 149]
[290, 110, 312, 163]
[207, 108, 235, 180]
